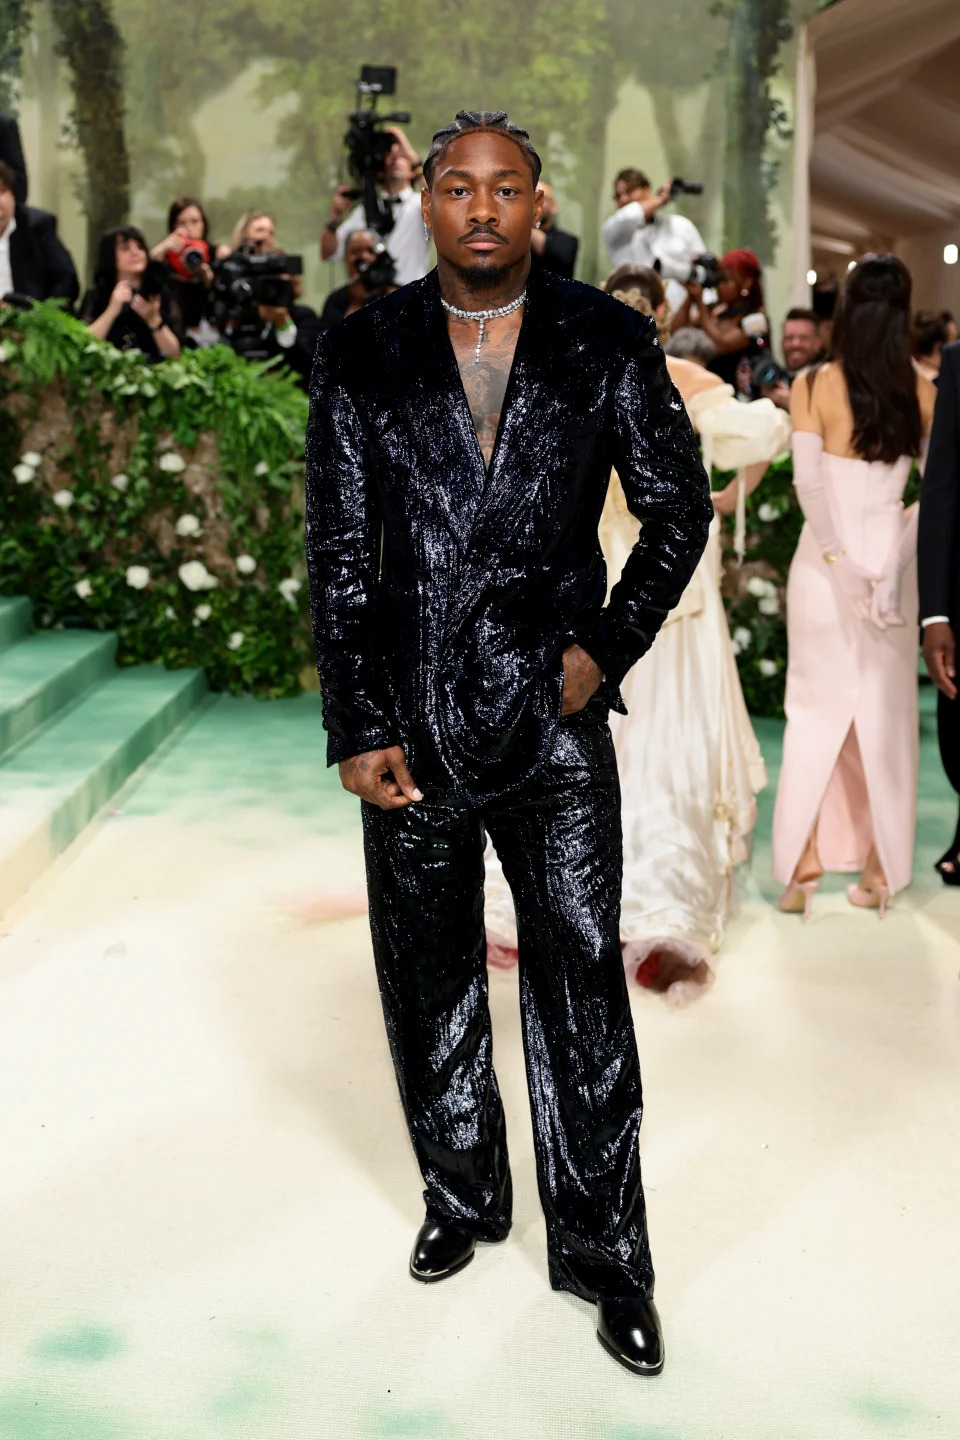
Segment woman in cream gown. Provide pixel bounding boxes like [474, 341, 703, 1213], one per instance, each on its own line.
[484, 269, 791, 1003]
[772, 255, 935, 915]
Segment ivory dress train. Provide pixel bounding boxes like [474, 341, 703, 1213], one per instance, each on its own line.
[485, 380, 790, 1000]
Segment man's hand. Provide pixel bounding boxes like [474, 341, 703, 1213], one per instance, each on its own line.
[923, 621, 957, 700]
[257, 304, 291, 330]
[338, 745, 423, 808]
[328, 184, 356, 226]
[641, 184, 672, 221]
[561, 644, 603, 716]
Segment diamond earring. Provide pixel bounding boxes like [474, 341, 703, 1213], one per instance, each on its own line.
[535, 220, 542, 229]
[423, 221, 432, 242]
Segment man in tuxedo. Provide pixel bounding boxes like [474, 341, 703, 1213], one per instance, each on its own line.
[919, 339, 960, 878]
[0, 160, 79, 307]
[304, 110, 711, 1374]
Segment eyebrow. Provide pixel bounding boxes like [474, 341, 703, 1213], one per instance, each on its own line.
[441, 167, 525, 181]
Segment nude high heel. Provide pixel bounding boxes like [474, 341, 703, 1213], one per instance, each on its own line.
[777, 879, 820, 920]
[846, 883, 890, 919]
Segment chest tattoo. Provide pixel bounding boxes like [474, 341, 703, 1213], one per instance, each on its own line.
[449, 319, 521, 470]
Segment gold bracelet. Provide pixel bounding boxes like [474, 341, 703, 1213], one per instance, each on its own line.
[823, 549, 845, 564]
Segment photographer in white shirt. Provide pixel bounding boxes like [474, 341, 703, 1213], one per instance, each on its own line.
[320, 126, 431, 287]
[602, 167, 706, 314]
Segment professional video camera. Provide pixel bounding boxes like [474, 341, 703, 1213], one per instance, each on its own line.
[655, 252, 725, 290]
[342, 64, 411, 235]
[356, 242, 397, 294]
[211, 246, 304, 359]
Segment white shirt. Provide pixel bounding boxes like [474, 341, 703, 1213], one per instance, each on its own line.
[0, 213, 16, 299]
[330, 187, 431, 287]
[602, 202, 706, 314]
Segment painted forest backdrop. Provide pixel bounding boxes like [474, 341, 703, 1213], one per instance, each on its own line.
[1, 0, 820, 317]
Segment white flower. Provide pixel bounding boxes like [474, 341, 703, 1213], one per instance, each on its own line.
[74, 579, 93, 599]
[175, 513, 202, 537]
[52, 489, 75, 509]
[758, 595, 780, 616]
[227, 631, 245, 650]
[732, 626, 752, 654]
[110, 472, 129, 492]
[278, 577, 302, 605]
[746, 576, 777, 599]
[21, 451, 42, 468]
[0, 342, 9, 363]
[164, 606, 176, 620]
[236, 553, 257, 575]
[758, 658, 779, 677]
[158, 452, 186, 473]
[253, 460, 270, 476]
[757, 502, 779, 523]
[13, 463, 34, 484]
[178, 560, 219, 592]
[125, 565, 150, 590]
[194, 603, 212, 622]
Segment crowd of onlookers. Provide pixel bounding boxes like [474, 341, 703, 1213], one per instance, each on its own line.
[1, 109, 957, 404]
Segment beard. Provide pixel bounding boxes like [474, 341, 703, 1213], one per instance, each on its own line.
[452, 257, 514, 294]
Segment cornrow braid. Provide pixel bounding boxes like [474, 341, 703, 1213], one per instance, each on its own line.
[422, 110, 542, 189]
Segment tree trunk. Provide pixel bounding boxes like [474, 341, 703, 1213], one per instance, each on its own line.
[722, 0, 791, 265]
[50, 0, 128, 278]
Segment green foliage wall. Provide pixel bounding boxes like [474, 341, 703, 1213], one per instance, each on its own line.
[0, 302, 312, 697]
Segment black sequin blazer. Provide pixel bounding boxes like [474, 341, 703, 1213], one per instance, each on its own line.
[304, 265, 712, 805]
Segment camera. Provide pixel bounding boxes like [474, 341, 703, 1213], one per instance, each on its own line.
[752, 356, 788, 393]
[211, 247, 304, 359]
[669, 177, 703, 200]
[168, 239, 210, 281]
[356, 243, 397, 294]
[343, 64, 411, 235]
[132, 259, 169, 302]
[654, 252, 724, 290]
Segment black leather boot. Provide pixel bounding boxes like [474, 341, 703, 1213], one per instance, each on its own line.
[409, 1219, 477, 1283]
[596, 1297, 664, 1375]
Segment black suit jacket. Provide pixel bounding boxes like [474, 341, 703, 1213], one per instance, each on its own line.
[304, 266, 712, 805]
[8, 205, 80, 305]
[919, 340, 960, 626]
[531, 225, 579, 281]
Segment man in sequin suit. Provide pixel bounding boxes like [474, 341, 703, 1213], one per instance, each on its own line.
[304, 111, 712, 1375]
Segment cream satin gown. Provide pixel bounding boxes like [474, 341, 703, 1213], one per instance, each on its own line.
[484, 365, 790, 1001]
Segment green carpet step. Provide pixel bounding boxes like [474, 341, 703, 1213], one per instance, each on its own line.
[0, 596, 32, 649]
[0, 630, 118, 759]
[0, 664, 206, 916]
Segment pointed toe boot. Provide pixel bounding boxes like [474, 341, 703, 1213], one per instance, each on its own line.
[596, 1296, 665, 1375]
[409, 1219, 477, 1283]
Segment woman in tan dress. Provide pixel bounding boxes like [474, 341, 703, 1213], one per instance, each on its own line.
[773, 255, 935, 917]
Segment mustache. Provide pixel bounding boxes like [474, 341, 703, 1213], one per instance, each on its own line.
[459, 226, 509, 245]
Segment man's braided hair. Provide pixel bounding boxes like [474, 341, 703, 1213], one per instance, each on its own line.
[422, 110, 542, 189]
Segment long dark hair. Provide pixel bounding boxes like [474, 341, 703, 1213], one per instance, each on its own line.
[92, 225, 149, 294]
[167, 195, 209, 238]
[826, 254, 921, 464]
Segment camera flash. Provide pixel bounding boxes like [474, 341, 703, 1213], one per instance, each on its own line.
[945, 244, 959, 266]
[806, 269, 817, 286]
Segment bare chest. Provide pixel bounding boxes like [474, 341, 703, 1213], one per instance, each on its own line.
[447, 312, 522, 470]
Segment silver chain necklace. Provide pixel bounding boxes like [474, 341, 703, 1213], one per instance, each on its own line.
[440, 290, 527, 363]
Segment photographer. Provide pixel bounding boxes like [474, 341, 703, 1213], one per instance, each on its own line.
[529, 182, 578, 280]
[81, 226, 181, 360]
[0, 159, 79, 308]
[150, 196, 230, 346]
[215, 210, 319, 387]
[671, 248, 769, 389]
[320, 126, 430, 286]
[602, 166, 706, 312]
[318, 229, 397, 331]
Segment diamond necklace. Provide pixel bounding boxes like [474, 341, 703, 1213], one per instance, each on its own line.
[440, 290, 527, 363]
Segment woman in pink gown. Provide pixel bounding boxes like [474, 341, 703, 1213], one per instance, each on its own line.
[772, 255, 936, 916]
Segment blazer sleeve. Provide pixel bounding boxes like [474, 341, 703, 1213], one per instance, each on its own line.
[574, 317, 713, 686]
[33, 210, 80, 303]
[304, 335, 397, 765]
[918, 344, 960, 624]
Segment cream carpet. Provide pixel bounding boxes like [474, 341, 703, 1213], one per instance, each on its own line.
[0, 693, 957, 1440]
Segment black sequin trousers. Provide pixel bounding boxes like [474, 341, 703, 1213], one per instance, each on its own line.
[362, 703, 654, 1302]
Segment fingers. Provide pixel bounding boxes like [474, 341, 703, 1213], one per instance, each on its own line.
[928, 649, 958, 700]
[383, 746, 424, 803]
